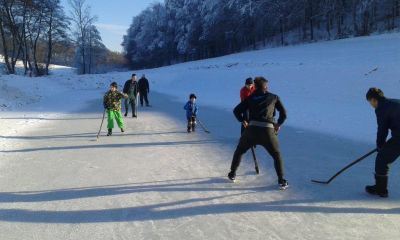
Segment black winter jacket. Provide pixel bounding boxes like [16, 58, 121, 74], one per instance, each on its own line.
[233, 90, 287, 125]
[375, 97, 400, 148]
[138, 77, 150, 92]
[123, 80, 139, 97]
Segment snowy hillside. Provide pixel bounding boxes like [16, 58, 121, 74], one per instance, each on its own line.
[147, 33, 400, 144]
[0, 33, 400, 240]
[2, 33, 399, 144]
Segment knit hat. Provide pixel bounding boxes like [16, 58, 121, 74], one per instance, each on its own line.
[245, 78, 253, 85]
[110, 82, 118, 88]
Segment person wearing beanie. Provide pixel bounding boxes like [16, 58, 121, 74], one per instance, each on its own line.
[228, 77, 289, 190]
[240, 78, 255, 101]
[365, 87, 400, 198]
[239, 77, 256, 134]
[103, 82, 128, 136]
[184, 93, 199, 133]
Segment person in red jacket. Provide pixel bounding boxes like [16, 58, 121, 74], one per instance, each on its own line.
[240, 78, 255, 133]
[240, 78, 255, 101]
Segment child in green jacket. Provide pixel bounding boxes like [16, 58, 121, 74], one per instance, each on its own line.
[103, 82, 128, 136]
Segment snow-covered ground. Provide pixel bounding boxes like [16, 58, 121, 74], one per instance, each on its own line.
[0, 33, 399, 239]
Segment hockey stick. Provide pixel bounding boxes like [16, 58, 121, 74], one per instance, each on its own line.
[311, 149, 377, 184]
[96, 109, 106, 141]
[197, 118, 210, 133]
[135, 93, 139, 117]
[242, 122, 260, 174]
[250, 147, 260, 174]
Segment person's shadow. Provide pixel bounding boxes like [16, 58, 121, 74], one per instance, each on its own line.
[0, 175, 399, 224]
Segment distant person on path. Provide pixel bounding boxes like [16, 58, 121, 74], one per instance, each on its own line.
[123, 73, 139, 118]
[228, 77, 289, 190]
[184, 93, 198, 133]
[138, 74, 150, 107]
[103, 82, 128, 136]
[365, 88, 400, 198]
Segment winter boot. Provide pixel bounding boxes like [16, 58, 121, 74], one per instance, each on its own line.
[278, 178, 289, 190]
[366, 174, 388, 198]
[121, 128, 125, 133]
[228, 171, 236, 182]
[107, 129, 112, 136]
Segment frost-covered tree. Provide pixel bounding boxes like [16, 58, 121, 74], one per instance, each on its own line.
[68, 0, 98, 74]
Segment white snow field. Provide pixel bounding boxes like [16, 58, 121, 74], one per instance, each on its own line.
[1, 33, 400, 240]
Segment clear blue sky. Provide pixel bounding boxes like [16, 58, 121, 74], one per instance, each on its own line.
[61, 0, 160, 52]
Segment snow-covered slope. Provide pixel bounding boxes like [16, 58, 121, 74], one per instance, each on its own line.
[145, 33, 400, 144]
[2, 33, 399, 144]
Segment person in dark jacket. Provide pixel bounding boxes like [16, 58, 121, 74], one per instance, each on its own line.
[365, 88, 400, 198]
[138, 74, 150, 107]
[123, 74, 139, 117]
[228, 76, 288, 190]
[184, 93, 198, 133]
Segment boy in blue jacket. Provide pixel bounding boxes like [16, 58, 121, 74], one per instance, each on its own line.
[184, 93, 198, 133]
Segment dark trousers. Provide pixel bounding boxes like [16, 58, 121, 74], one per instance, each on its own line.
[187, 116, 196, 129]
[231, 126, 285, 179]
[139, 91, 149, 106]
[375, 138, 400, 176]
[125, 97, 137, 116]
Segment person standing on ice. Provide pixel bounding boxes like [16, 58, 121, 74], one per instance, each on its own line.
[103, 82, 128, 136]
[240, 78, 255, 101]
[184, 93, 198, 133]
[240, 77, 255, 133]
[123, 74, 139, 118]
[138, 74, 151, 107]
[228, 77, 289, 190]
[365, 88, 400, 198]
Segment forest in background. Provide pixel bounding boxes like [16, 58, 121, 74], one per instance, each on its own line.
[123, 0, 400, 69]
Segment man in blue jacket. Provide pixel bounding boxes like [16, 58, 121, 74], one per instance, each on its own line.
[365, 88, 400, 198]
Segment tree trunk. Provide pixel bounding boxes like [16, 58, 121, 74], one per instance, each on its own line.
[0, 17, 14, 74]
[45, 13, 54, 75]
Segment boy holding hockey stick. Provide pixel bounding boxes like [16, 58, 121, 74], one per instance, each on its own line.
[103, 82, 128, 136]
[184, 93, 199, 133]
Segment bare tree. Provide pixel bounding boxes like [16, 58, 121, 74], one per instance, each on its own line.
[68, 0, 97, 74]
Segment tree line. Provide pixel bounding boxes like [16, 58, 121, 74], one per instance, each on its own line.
[0, 0, 126, 76]
[123, 0, 400, 69]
